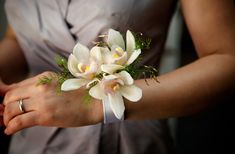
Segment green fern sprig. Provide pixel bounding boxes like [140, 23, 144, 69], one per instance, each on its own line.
[133, 32, 152, 50]
[55, 55, 69, 71]
[120, 56, 143, 80]
[142, 65, 159, 85]
[37, 75, 54, 85]
[54, 56, 74, 91]
[117, 56, 159, 85]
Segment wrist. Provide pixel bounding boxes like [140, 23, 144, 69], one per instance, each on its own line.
[102, 97, 124, 123]
[90, 98, 104, 124]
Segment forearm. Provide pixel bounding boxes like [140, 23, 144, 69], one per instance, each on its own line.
[0, 28, 28, 83]
[125, 53, 235, 120]
[124, 0, 235, 120]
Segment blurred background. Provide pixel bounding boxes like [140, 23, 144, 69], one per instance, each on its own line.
[0, 1, 234, 154]
[0, 1, 10, 154]
[0, 0, 6, 38]
[161, 3, 234, 154]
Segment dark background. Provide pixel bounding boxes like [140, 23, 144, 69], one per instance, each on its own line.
[1, 1, 11, 153]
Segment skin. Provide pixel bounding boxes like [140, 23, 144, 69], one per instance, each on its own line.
[0, 26, 28, 83]
[0, 26, 28, 128]
[126, 0, 235, 119]
[1, 0, 235, 135]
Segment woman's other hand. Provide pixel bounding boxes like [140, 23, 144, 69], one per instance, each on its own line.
[3, 72, 103, 135]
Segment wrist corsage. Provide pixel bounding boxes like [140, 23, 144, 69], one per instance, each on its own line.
[39, 29, 158, 123]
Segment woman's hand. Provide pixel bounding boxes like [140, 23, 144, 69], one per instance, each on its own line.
[3, 72, 103, 135]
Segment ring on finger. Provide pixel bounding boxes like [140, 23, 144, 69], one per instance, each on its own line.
[18, 99, 26, 113]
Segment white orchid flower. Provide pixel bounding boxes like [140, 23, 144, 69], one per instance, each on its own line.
[61, 43, 102, 91]
[89, 71, 142, 119]
[101, 29, 141, 74]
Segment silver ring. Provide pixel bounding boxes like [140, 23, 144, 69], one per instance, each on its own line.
[18, 99, 25, 113]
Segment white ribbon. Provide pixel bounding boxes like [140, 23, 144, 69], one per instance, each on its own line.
[102, 97, 124, 123]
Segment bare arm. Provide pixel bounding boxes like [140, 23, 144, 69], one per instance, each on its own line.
[0, 26, 28, 84]
[125, 0, 235, 120]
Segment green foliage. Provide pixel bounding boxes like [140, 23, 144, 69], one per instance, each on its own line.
[83, 90, 93, 105]
[142, 65, 159, 85]
[55, 55, 69, 72]
[133, 32, 152, 50]
[54, 55, 73, 90]
[117, 56, 159, 84]
[37, 55, 73, 92]
[118, 56, 143, 80]
[37, 75, 54, 85]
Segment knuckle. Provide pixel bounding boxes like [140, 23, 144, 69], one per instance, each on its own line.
[4, 105, 13, 116]
[38, 84, 49, 92]
[4, 106, 10, 115]
[4, 92, 12, 104]
[41, 71, 53, 77]
[14, 117, 23, 127]
[3, 116, 9, 126]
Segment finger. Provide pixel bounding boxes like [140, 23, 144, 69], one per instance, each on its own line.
[14, 76, 37, 87]
[3, 75, 56, 106]
[16, 71, 56, 87]
[4, 111, 38, 135]
[2, 76, 40, 105]
[4, 99, 34, 126]
[3, 84, 33, 106]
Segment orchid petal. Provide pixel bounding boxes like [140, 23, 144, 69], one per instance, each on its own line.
[101, 64, 124, 74]
[89, 83, 105, 100]
[108, 93, 125, 119]
[120, 85, 142, 102]
[61, 78, 88, 91]
[89, 61, 99, 72]
[73, 43, 90, 63]
[118, 71, 134, 85]
[90, 46, 102, 63]
[103, 74, 119, 80]
[67, 54, 80, 77]
[126, 49, 141, 65]
[107, 29, 125, 49]
[126, 30, 135, 56]
[112, 52, 128, 65]
[100, 47, 112, 64]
